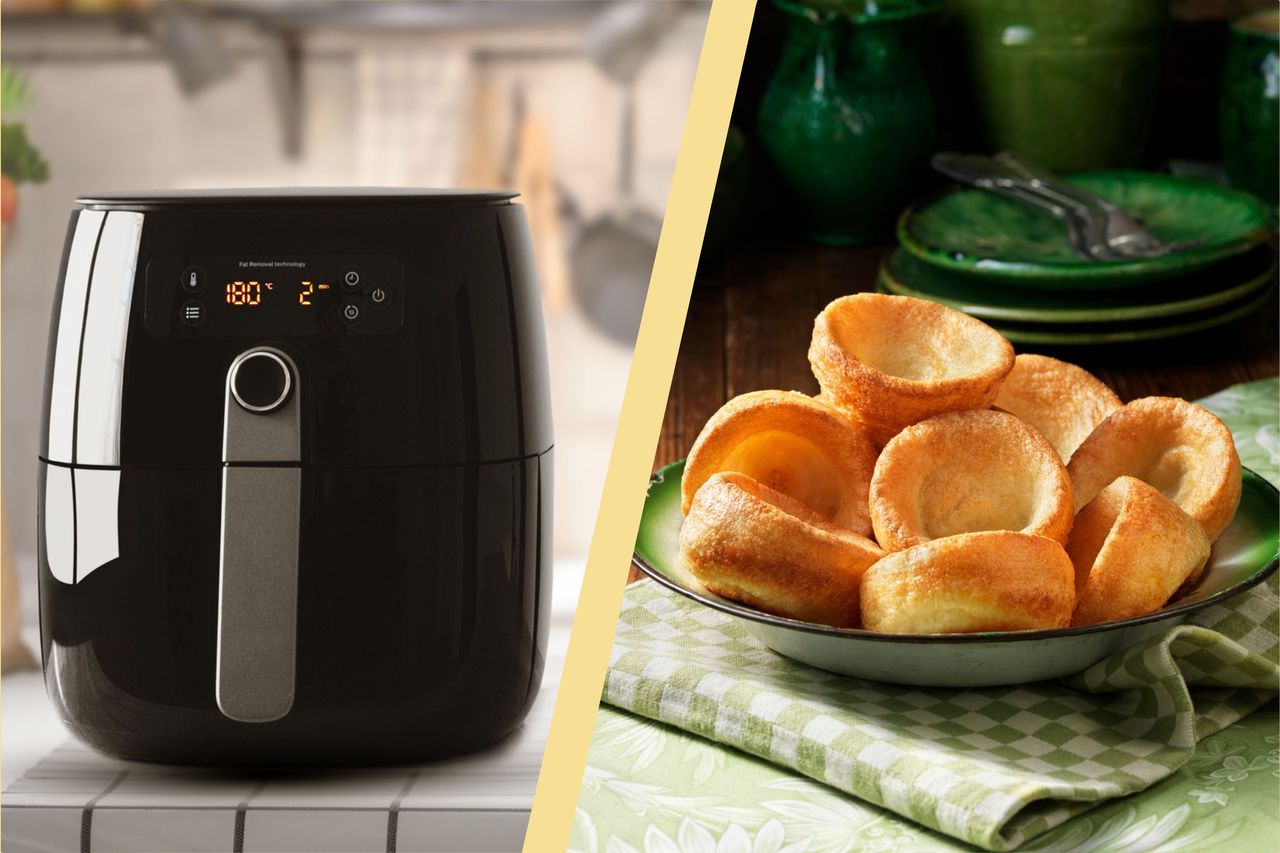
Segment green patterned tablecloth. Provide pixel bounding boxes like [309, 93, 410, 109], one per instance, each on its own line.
[575, 378, 1280, 852]
[574, 703, 1278, 853]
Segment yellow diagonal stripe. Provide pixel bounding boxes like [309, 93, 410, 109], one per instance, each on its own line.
[522, 1, 757, 850]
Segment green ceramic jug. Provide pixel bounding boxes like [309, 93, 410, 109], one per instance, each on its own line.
[757, 0, 940, 246]
[946, 0, 1169, 171]
[1220, 9, 1279, 207]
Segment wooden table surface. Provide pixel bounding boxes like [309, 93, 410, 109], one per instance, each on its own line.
[654, 241, 1279, 472]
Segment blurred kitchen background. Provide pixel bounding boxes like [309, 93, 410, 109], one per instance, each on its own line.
[0, 0, 709, 642]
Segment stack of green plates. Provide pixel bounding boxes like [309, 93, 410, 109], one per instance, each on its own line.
[888, 171, 1276, 345]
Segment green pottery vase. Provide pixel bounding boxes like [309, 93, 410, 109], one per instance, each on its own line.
[946, 0, 1169, 170]
[757, 0, 940, 246]
[1221, 9, 1279, 207]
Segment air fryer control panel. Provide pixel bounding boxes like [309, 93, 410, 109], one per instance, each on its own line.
[144, 254, 404, 336]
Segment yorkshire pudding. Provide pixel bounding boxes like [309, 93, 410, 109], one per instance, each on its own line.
[808, 293, 1015, 446]
[1067, 397, 1241, 541]
[860, 531, 1075, 634]
[993, 354, 1121, 461]
[869, 409, 1073, 552]
[680, 472, 883, 628]
[682, 390, 878, 535]
[1067, 476, 1211, 627]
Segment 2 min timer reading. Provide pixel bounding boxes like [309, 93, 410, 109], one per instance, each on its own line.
[225, 279, 333, 308]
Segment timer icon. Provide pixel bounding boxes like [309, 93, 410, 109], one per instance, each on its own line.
[341, 267, 362, 290]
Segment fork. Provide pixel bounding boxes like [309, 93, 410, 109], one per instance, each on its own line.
[931, 153, 1101, 260]
[993, 152, 1202, 258]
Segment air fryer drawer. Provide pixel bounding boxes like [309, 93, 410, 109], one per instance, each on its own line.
[38, 454, 551, 766]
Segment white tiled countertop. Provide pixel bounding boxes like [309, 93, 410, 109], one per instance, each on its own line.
[1, 557, 584, 853]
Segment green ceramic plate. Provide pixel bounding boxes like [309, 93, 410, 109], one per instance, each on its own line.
[880, 245, 1277, 324]
[634, 460, 1278, 687]
[987, 286, 1275, 345]
[898, 171, 1272, 288]
[874, 280, 1275, 345]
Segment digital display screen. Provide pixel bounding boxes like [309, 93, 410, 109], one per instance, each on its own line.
[221, 277, 333, 308]
[146, 254, 404, 337]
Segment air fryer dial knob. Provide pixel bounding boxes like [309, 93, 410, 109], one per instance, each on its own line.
[230, 351, 293, 413]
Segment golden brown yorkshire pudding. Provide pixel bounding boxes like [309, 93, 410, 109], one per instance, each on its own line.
[682, 390, 878, 535]
[1067, 397, 1241, 542]
[808, 293, 1015, 446]
[869, 409, 1073, 552]
[993, 354, 1121, 462]
[680, 472, 883, 628]
[1067, 477, 1211, 627]
[860, 532, 1075, 634]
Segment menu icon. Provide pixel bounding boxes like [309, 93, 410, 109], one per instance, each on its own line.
[180, 300, 205, 326]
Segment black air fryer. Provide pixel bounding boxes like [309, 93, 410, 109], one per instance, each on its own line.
[38, 189, 553, 765]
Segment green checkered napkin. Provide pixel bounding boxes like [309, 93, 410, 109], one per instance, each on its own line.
[602, 379, 1280, 851]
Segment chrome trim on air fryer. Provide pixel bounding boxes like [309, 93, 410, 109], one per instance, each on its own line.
[73, 468, 121, 583]
[46, 210, 105, 463]
[75, 211, 144, 466]
[42, 465, 75, 585]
